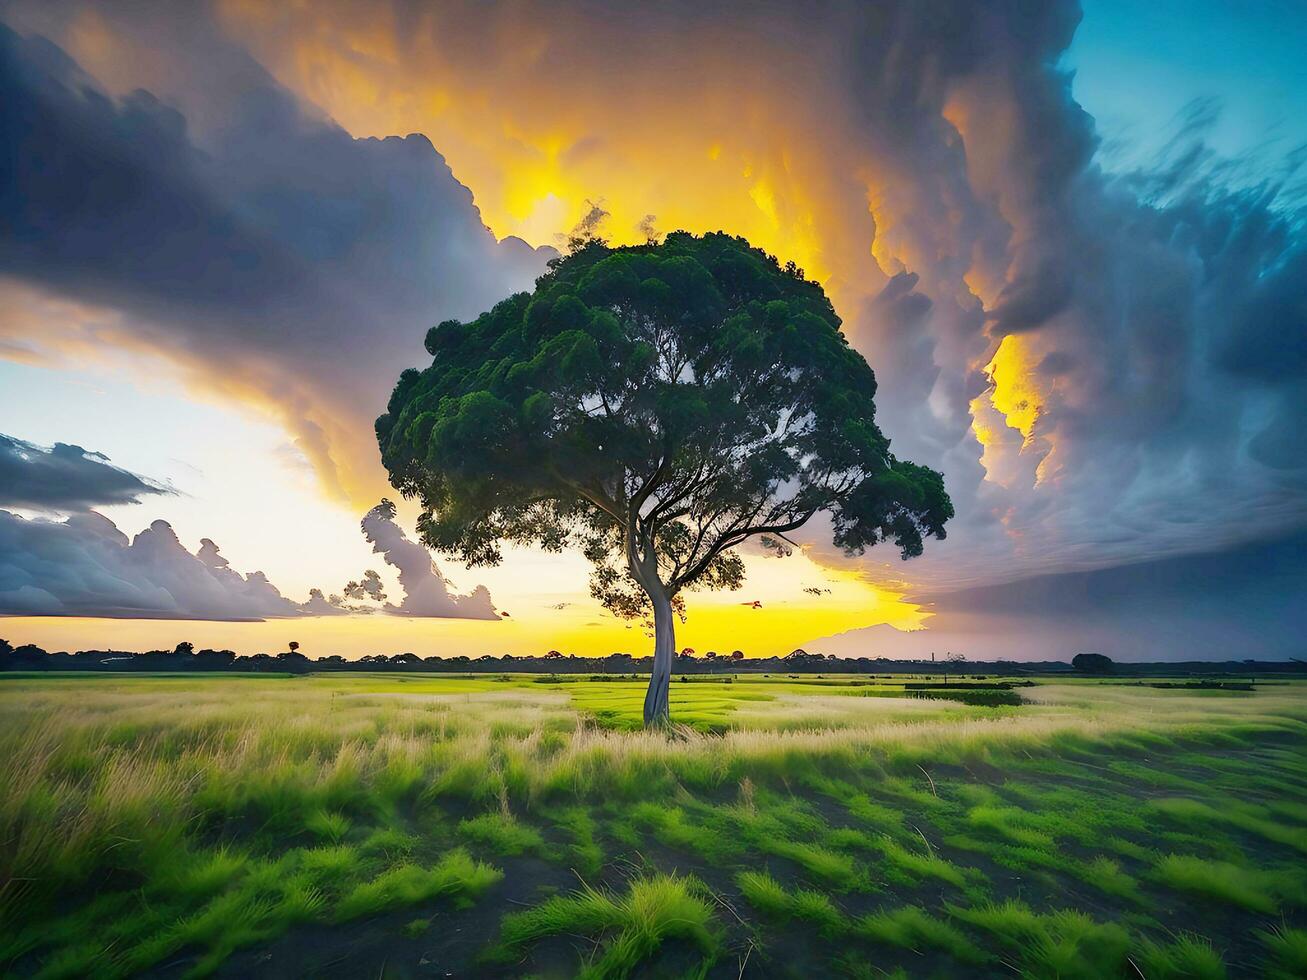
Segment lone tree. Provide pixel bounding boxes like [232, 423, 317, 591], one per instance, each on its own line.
[377, 232, 952, 726]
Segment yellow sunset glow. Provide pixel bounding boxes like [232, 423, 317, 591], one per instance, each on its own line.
[968, 334, 1057, 489]
[984, 334, 1043, 444]
[7, 561, 925, 659]
[210, 0, 861, 291]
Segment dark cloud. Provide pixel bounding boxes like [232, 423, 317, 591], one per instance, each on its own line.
[360, 500, 498, 620]
[817, 531, 1307, 662]
[0, 433, 171, 511]
[807, 0, 1307, 593]
[0, 21, 552, 504]
[0, 431, 319, 619]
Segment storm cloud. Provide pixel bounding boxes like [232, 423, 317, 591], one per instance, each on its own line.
[0, 1, 1305, 656]
[817, 531, 1307, 662]
[0, 433, 171, 511]
[0, 18, 552, 504]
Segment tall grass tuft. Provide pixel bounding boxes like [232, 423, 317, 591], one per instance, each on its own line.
[493, 873, 720, 978]
[336, 850, 501, 921]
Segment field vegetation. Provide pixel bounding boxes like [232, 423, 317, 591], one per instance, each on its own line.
[2, 673, 1306, 977]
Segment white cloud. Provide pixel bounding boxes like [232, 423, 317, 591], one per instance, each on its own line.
[361, 500, 498, 620]
[0, 510, 303, 620]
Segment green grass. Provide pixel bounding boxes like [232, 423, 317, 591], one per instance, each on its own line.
[735, 870, 844, 934]
[1137, 933, 1226, 979]
[950, 900, 1132, 979]
[855, 905, 986, 963]
[457, 811, 548, 856]
[491, 873, 720, 978]
[1259, 926, 1307, 979]
[1149, 795, 1307, 853]
[2, 672, 1306, 976]
[305, 808, 351, 843]
[541, 804, 605, 874]
[1152, 855, 1305, 913]
[335, 850, 501, 921]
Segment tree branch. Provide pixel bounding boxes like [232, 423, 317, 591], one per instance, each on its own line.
[668, 507, 821, 592]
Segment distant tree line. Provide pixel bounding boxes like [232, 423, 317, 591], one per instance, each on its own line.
[1, 638, 1300, 678]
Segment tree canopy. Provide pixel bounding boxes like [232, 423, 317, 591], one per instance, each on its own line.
[377, 231, 952, 722]
[1072, 653, 1115, 674]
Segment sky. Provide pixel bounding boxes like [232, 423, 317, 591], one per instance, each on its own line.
[1, 0, 1305, 661]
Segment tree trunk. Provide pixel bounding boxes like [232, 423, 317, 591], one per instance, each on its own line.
[643, 581, 675, 728]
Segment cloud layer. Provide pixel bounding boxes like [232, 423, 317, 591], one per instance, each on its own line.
[0, 19, 551, 505]
[0, 433, 171, 511]
[0, 2, 1304, 657]
[818, 530, 1307, 662]
[0, 505, 500, 622]
[0, 435, 498, 622]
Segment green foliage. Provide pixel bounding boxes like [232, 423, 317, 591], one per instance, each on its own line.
[874, 838, 968, 887]
[298, 844, 362, 888]
[1149, 795, 1307, 853]
[377, 232, 951, 624]
[760, 838, 859, 889]
[540, 804, 605, 874]
[1077, 856, 1140, 901]
[305, 808, 351, 844]
[733, 872, 982, 959]
[854, 906, 985, 963]
[163, 846, 247, 900]
[735, 870, 844, 934]
[359, 827, 417, 861]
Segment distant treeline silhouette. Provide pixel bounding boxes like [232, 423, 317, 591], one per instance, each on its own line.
[1, 638, 1301, 678]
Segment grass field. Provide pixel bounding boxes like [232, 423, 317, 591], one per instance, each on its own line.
[2, 672, 1306, 978]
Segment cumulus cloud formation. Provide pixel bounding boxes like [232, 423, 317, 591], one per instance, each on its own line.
[343, 570, 387, 603]
[0, 18, 552, 505]
[0, 433, 171, 511]
[0, 434, 498, 621]
[0, 505, 501, 622]
[0, 510, 307, 620]
[360, 500, 498, 620]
